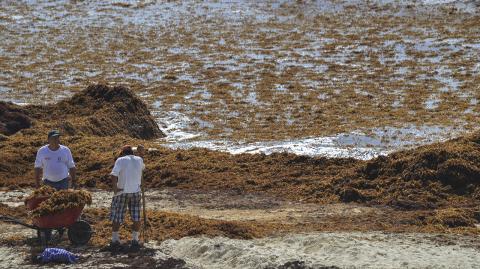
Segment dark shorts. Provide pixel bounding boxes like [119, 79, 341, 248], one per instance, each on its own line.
[43, 178, 69, 190]
[109, 192, 142, 223]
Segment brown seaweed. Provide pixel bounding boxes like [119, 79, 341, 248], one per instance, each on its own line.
[31, 190, 92, 217]
[25, 185, 56, 201]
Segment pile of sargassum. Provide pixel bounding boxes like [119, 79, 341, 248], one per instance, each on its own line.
[26, 186, 92, 217]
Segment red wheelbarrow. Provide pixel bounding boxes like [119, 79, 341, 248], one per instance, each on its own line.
[0, 196, 93, 247]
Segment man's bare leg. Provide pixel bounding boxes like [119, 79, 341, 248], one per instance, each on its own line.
[132, 221, 141, 243]
[112, 222, 121, 243]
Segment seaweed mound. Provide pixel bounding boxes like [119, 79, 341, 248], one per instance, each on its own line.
[56, 84, 165, 139]
[426, 208, 477, 228]
[1, 84, 165, 139]
[332, 132, 480, 209]
[0, 101, 32, 136]
[26, 84, 165, 139]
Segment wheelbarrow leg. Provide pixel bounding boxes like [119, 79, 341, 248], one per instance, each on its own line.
[38, 229, 50, 249]
[57, 228, 65, 239]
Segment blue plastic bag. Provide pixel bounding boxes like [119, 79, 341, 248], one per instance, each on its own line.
[38, 248, 78, 264]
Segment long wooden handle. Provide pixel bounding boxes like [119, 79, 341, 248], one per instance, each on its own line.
[141, 173, 148, 243]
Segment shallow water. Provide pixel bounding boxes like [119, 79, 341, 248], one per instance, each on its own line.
[159, 123, 469, 160]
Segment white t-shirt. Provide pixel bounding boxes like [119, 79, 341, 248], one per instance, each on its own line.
[110, 155, 145, 194]
[34, 145, 75, 182]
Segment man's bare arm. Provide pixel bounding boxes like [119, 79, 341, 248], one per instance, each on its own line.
[69, 167, 77, 189]
[110, 175, 123, 194]
[34, 168, 42, 188]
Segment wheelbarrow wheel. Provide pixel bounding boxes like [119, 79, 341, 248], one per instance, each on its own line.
[68, 220, 92, 245]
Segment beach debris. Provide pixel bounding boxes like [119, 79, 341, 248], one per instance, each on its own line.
[25, 185, 56, 201]
[31, 190, 92, 217]
[0, 101, 32, 136]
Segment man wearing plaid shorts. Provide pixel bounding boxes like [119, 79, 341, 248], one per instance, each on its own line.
[109, 145, 145, 249]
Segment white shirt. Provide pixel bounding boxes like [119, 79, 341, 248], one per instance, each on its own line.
[110, 155, 145, 194]
[34, 145, 75, 182]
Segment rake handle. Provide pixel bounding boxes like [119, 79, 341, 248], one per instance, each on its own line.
[141, 183, 148, 243]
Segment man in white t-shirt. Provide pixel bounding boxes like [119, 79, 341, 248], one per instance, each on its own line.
[34, 130, 76, 190]
[109, 145, 145, 250]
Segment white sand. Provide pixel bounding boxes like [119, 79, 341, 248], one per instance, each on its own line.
[1, 232, 479, 268]
[0, 246, 32, 269]
[158, 232, 480, 269]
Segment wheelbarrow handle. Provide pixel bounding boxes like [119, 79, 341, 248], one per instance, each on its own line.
[0, 215, 38, 229]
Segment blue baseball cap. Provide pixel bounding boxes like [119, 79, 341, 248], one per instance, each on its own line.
[47, 130, 61, 138]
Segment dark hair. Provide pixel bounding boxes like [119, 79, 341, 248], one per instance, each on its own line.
[121, 145, 134, 156]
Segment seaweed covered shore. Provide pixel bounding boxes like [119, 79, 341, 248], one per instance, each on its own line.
[1, 84, 479, 226]
[2, 0, 480, 267]
[1, 84, 480, 269]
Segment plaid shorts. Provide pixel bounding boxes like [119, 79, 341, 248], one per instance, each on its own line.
[109, 192, 142, 223]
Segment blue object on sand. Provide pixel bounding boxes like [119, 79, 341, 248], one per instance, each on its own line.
[38, 248, 78, 264]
